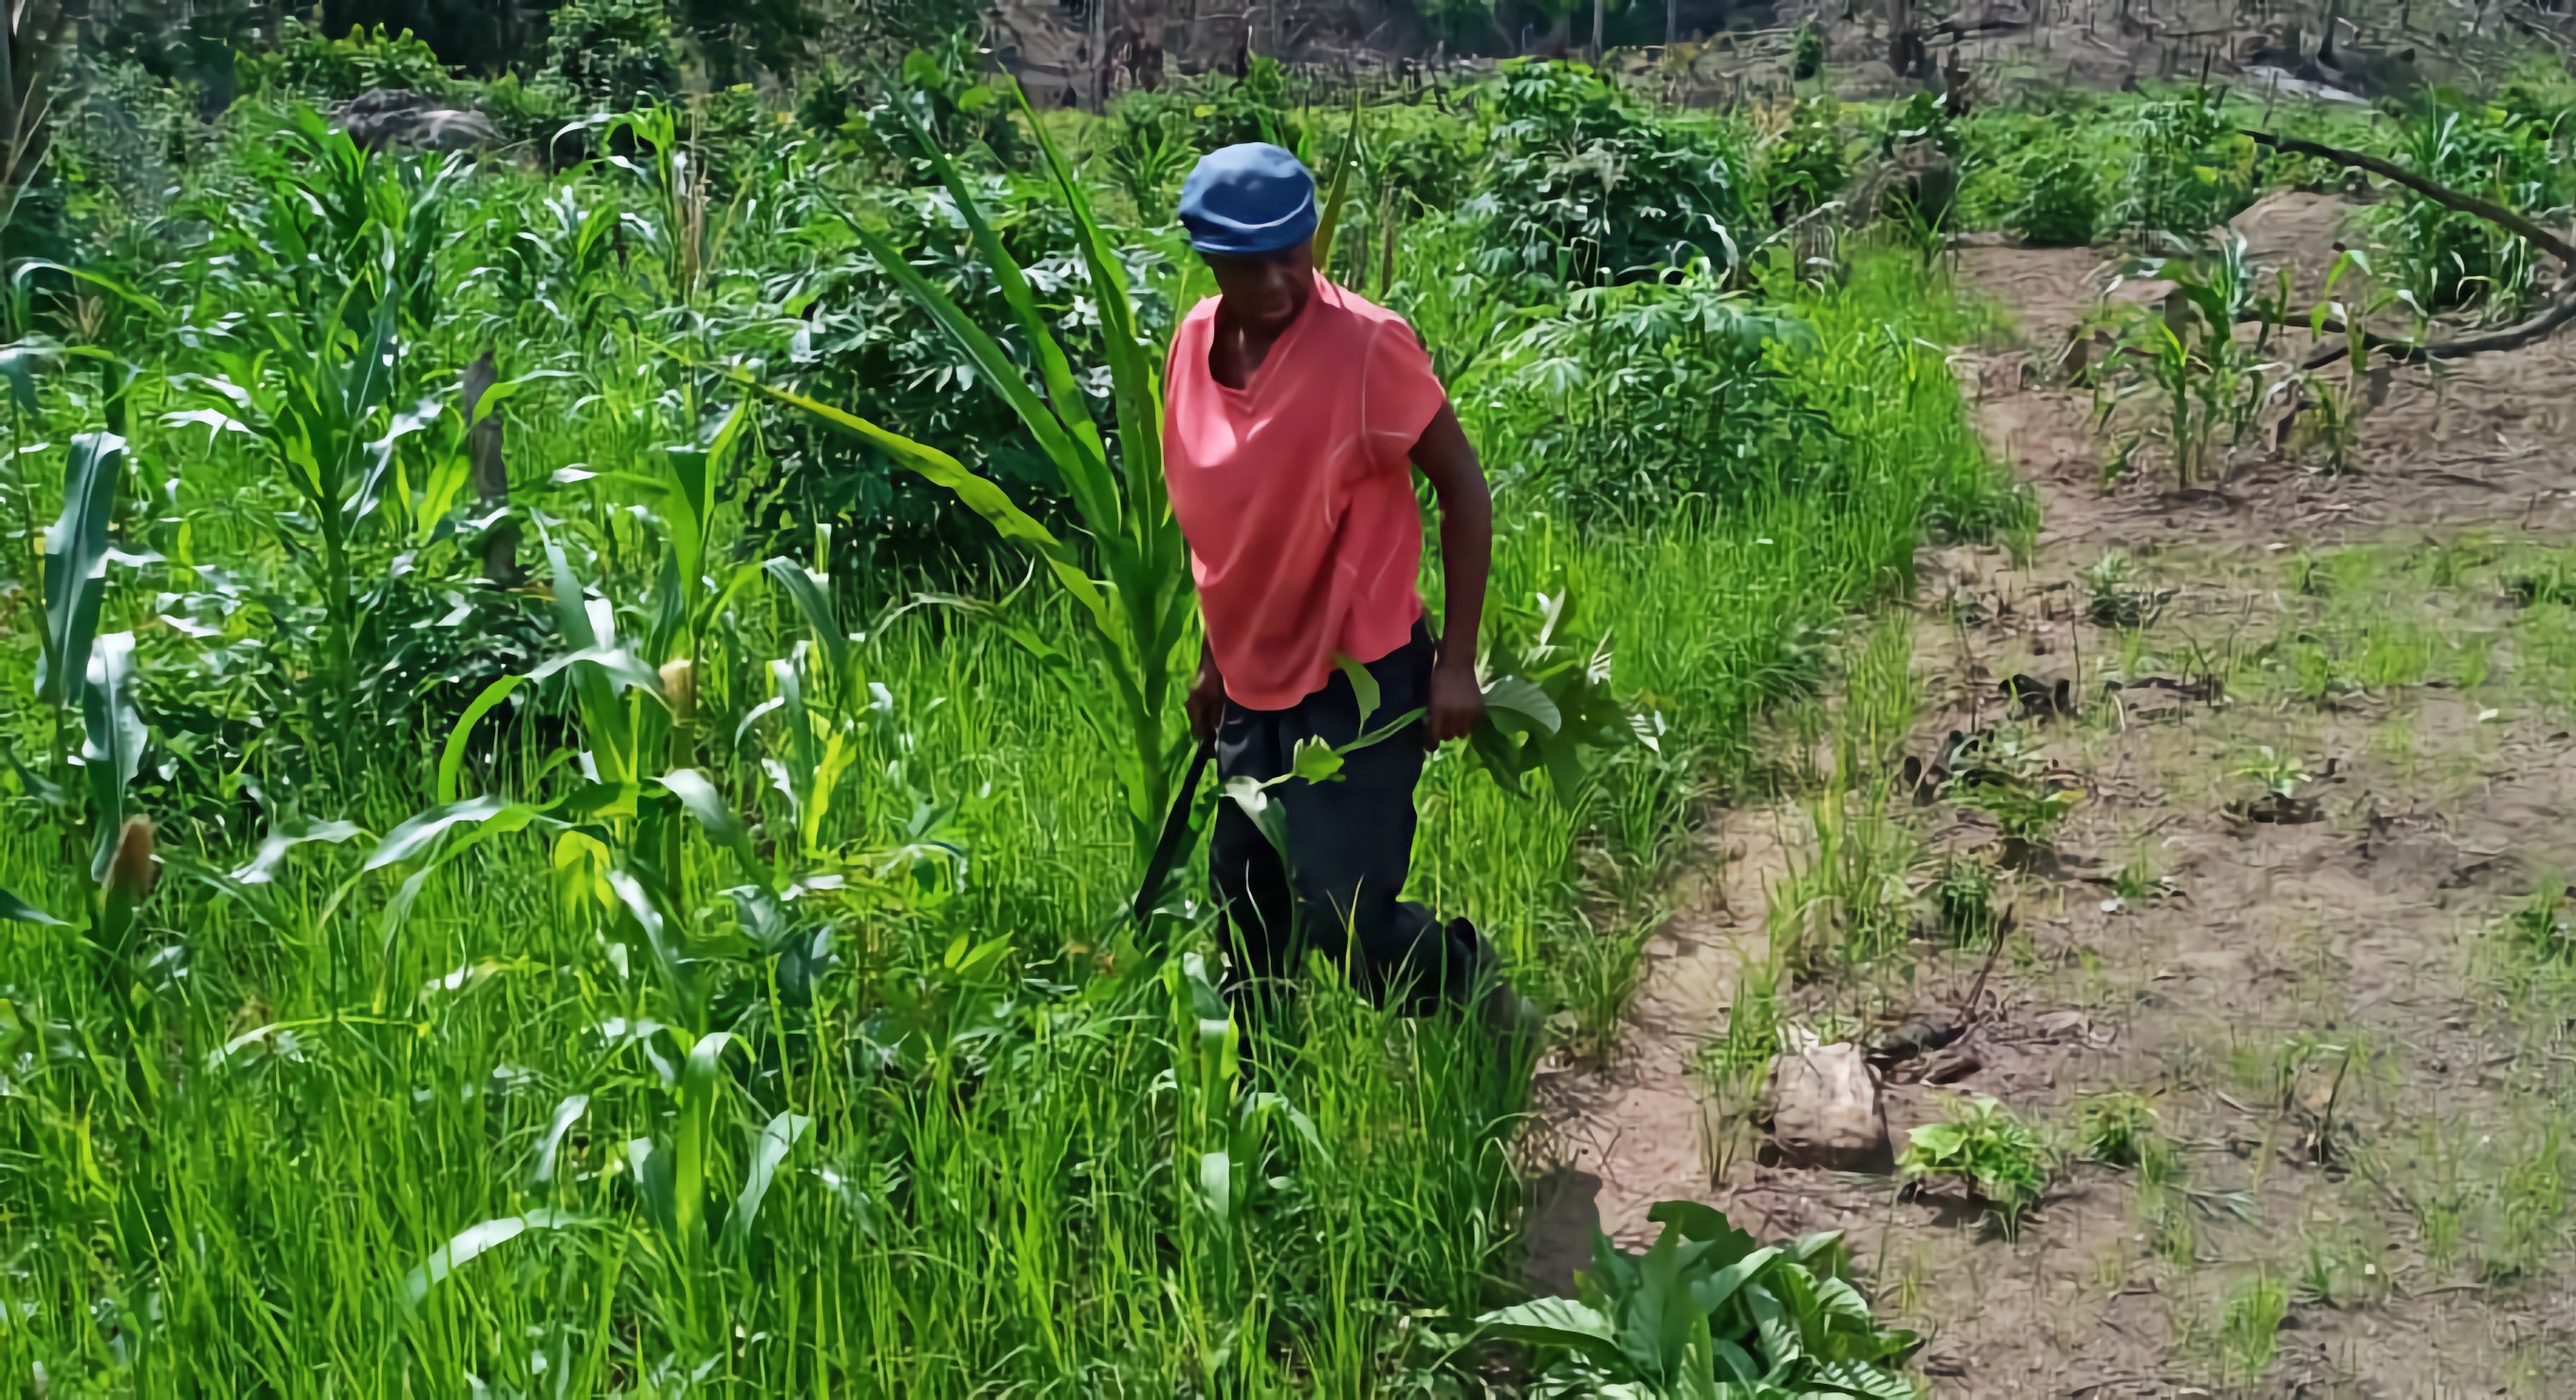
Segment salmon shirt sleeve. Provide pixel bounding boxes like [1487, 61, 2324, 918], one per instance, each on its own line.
[1161, 279, 1451, 711]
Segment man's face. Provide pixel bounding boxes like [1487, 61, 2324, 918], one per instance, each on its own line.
[1203, 241, 1315, 335]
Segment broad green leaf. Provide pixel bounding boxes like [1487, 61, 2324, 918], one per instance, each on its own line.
[657, 768, 761, 874]
[1333, 651, 1381, 728]
[727, 375, 1107, 628]
[1482, 674, 1563, 735]
[231, 815, 365, 885]
[533, 1093, 588, 1184]
[1478, 1297, 1628, 1370]
[1288, 735, 1344, 785]
[367, 795, 516, 871]
[40, 433, 123, 708]
[398, 1209, 583, 1309]
[723, 1111, 813, 1251]
[0, 887, 61, 926]
[80, 632, 145, 880]
[672, 1030, 744, 1245]
[437, 674, 523, 804]
[764, 556, 850, 690]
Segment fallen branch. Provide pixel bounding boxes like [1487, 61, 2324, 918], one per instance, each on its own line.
[2300, 285, 2576, 369]
[2242, 129, 2576, 268]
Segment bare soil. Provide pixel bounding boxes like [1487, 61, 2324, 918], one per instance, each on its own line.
[1532, 195, 2576, 1394]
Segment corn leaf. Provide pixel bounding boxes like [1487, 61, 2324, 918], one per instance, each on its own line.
[723, 1110, 813, 1253]
[40, 432, 123, 707]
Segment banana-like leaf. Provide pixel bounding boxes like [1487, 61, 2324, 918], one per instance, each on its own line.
[1478, 1297, 1628, 1370]
[40, 433, 124, 708]
[81, 633, 145, 881]
[722, 1110, 813, 1252]
[400, 1209, 584, 1309]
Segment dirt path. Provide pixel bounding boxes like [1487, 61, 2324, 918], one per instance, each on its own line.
[1533, 207, 2576, 1395]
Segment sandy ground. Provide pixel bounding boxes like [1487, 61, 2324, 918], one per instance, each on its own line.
[1530, 193, 2576, 1395]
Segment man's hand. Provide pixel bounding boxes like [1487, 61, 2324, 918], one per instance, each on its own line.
[1426, 656, 1486, 746]
[1187, 648, 1226, 746]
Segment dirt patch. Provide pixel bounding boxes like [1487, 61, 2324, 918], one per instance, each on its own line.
[1534, 238, 2576, 1394]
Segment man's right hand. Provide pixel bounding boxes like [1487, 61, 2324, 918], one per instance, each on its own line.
[1187, 652, 1225, 746]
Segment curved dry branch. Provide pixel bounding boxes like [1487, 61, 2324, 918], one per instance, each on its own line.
[2301, 286, 2576, 370]
[2242, 129, 2576, 268]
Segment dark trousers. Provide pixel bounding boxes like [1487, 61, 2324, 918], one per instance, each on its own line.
[1209, 619, 1481, 1013]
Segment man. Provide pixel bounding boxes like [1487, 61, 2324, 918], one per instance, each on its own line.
[1161, 142, 1505, 1021]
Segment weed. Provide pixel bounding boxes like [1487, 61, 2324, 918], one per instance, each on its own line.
[2504, 879, 2575, 963]
[2076, 1090, 2159, 1168]
[1901, 1093, 2054, 1233]
[2218, 1273, 2289, 1384]
[1933, 853, 2002, 947]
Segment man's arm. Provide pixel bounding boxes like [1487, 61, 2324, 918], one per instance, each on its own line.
[1410, 402, 1490, 744]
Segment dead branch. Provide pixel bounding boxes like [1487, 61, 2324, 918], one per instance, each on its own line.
[2301, 285, 2576, 369]
[2243, 129, 2576, 268]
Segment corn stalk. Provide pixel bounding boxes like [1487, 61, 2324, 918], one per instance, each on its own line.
[749, 84, 1193, 861]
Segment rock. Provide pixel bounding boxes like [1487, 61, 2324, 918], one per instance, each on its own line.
[332, 89, 503, 153]
[1768, 1041, 1891, 1172]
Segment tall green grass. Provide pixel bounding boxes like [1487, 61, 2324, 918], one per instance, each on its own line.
[0, 58, 2020, 1388]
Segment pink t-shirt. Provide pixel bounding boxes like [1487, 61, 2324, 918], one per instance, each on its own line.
[1163, 278, 1448, 711]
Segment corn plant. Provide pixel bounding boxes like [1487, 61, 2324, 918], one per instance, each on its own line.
[748, 86, 1194, 865]
[2097, 232, 2288, 486]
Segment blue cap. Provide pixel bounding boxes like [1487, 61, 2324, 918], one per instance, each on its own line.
[1177, 143, 1317, 256]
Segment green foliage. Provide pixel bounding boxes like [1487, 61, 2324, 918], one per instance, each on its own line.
[2117, 86, 2256, 238]
[2506, 878, 2575, 962]
[1472, 271, 1825, 523]
[235, 18, 454, 102]
[1901, 1094, 2054, 1232]
[1791, 25, 1826, 83]
[1473, 60, 1752, 290]
[2075, 1090, 2158, 1168]
[543, 0, 683, 111]
[1932, 853, 1999, 947]
[2377, 90, 2566, 319]
[2096, 231, 2288, 485]
[1758, 98, 1849, 222]
[1481, 1199, 1919, 1398]
[2008, 143, 2101, 247]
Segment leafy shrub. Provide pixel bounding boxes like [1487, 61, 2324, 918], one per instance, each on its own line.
[1472, 273, 1828, 523]
[750, 175, 1178, 579]
[1107, 56, 1307, 164]
[1758, 97, 1849, 222]
[1901, 1094, 2053, 1232]
[1469, 60, 1753, 290]
[235, 19, 452, 101]
[542, 0, 682, 112]
[2009, 143, 2101, 246]
[2117, 86, 2256, 236]
[1481, 1199, 1920, 1397]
